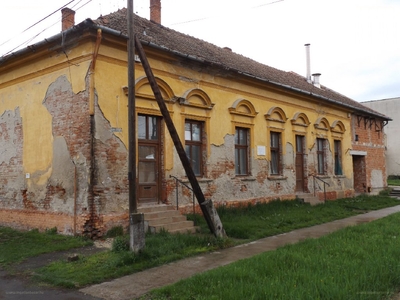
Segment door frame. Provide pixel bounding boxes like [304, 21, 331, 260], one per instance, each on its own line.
[137, 114, 162, 205]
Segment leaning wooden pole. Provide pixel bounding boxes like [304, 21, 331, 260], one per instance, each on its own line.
[135, 35, 226, 238]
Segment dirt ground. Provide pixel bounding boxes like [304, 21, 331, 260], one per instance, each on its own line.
[0, 240, 111, 300]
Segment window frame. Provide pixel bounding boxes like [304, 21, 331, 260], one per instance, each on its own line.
[270, 131, 282, 175]
[184, 119, 204, 177]
[316, 138, 326, 175]
[235, 127, 250, 176]
[334, 140, 343, 175]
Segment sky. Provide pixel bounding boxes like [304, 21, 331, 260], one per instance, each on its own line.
[0, 0, 399, 102]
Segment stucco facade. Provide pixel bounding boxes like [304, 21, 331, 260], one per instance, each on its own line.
[362, 98, 399, 177]
[0, 9, 389, 236]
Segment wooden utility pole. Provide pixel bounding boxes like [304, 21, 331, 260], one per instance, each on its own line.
[127, 0, 145, 252]
[135, 35, 226, 238]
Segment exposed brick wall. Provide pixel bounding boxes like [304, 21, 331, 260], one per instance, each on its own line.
[0, 75, 94, 235]
[351, 115, 387, 191]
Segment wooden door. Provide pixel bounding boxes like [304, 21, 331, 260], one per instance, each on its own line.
[138, 115, 161, 205]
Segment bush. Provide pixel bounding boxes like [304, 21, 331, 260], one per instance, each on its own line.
[45, 227, 58, 235]
[112, 235, 129, 252]
[106, 226, 124, 238]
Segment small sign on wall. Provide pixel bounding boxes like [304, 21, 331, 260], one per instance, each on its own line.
[111, 128, 122, 133]
[257, 146, 266, 156]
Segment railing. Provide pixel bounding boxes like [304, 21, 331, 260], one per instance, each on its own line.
[169, 175, 196, 225]
[312, 175, 330, 202]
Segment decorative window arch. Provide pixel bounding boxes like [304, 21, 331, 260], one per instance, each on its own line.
[181, 88, 215, 110]
[314, 117, 330, 131]
[291, 112, 311, 127]
[229, 98, 258, 118]
[125, 76, 175, 101]
[265, 106, 288, 123]
[331, 120, 346, 134]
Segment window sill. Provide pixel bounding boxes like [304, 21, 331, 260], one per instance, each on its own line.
[233, 176, 256, 182]
[334, 175, 346, 178]
[267, 176, 287, 181]
[180, 177, 213, 183]
[315, 175, 330, 179]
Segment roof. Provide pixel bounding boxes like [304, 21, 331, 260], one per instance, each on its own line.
[94, 9, 390, 121]
[0, 8, 390, 121]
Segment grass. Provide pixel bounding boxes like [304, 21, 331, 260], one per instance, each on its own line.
[388, 178, 400, 186]
[189, 191, 400, 240]
[33, 230, 233, 288]
[146, 212, 400, 300]
[0, 227, 92, 266]
[2, 192, 400, 289]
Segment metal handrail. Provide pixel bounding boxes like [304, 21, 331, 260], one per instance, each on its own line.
[169, 175, 196, 225]
[312, 175, 330, 202]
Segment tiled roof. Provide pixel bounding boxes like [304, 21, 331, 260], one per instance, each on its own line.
[94, 8, 389, 120]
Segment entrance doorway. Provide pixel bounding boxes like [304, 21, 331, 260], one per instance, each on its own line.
[295, 135, 306, 192]
[352, 155, 367, 193]
[138, 115, 161, 205]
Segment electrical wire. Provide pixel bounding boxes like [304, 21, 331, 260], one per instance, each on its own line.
[0, 0, 76, 48]
[1, 0, 93, 58]
[169, 0, 284, 26]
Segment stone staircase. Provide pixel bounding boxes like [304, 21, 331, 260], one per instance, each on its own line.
[137, 205, 198, 234]
[390, 187, 400, 199]
[296, 193, 322, 205]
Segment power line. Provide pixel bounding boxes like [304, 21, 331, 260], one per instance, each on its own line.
[168, 0, 284, 26]
[0, 0, 76, 48]
[1, 0, 93, 58]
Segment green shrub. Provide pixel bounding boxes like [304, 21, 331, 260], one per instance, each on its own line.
[45, 227, 58, 235]
[112, 235, 129, 252]
[106, 226, 124, 238]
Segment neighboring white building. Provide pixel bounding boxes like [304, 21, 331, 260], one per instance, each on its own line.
[362, 97, 399, 176]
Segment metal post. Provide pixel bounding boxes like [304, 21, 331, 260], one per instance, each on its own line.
[128, 0, 144, 252]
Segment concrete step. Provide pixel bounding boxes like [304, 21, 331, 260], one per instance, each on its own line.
[138, 205, 175, 213]
[149, 221, 195, 234]
[296, 193, 322, 205]
[147, 215, 187, 226]
[142, 210, 183, 220]
[138, 205, 198, 234]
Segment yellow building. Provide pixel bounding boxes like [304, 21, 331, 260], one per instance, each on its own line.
[0, 8, 389, 236]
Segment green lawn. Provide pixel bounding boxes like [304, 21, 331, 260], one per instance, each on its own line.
[146, 212, 400, 300]
[1, 192, 400, 290]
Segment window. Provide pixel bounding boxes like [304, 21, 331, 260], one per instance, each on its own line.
[317, 138, 326, 175]
[235, 127, 249, 175]
[138, 115, 159, 140]
[270, 132, 282, 175]
[334, 140, 343, 175]
[185, 120, 203, 176]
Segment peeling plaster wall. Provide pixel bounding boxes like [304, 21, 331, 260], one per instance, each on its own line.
[0, 108, 24, 209]
[93, 101, 129, 215]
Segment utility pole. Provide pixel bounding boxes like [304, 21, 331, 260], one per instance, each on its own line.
[127, 0, 145, 252]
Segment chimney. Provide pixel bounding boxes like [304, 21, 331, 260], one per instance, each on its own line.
[150, 0, 161, 24]
[312, 73, 321, 88]
[305, 43, 311, 83]
[61, 8, 75, 31]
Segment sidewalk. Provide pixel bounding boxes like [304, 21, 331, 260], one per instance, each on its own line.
[80, 205, 400, 300]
